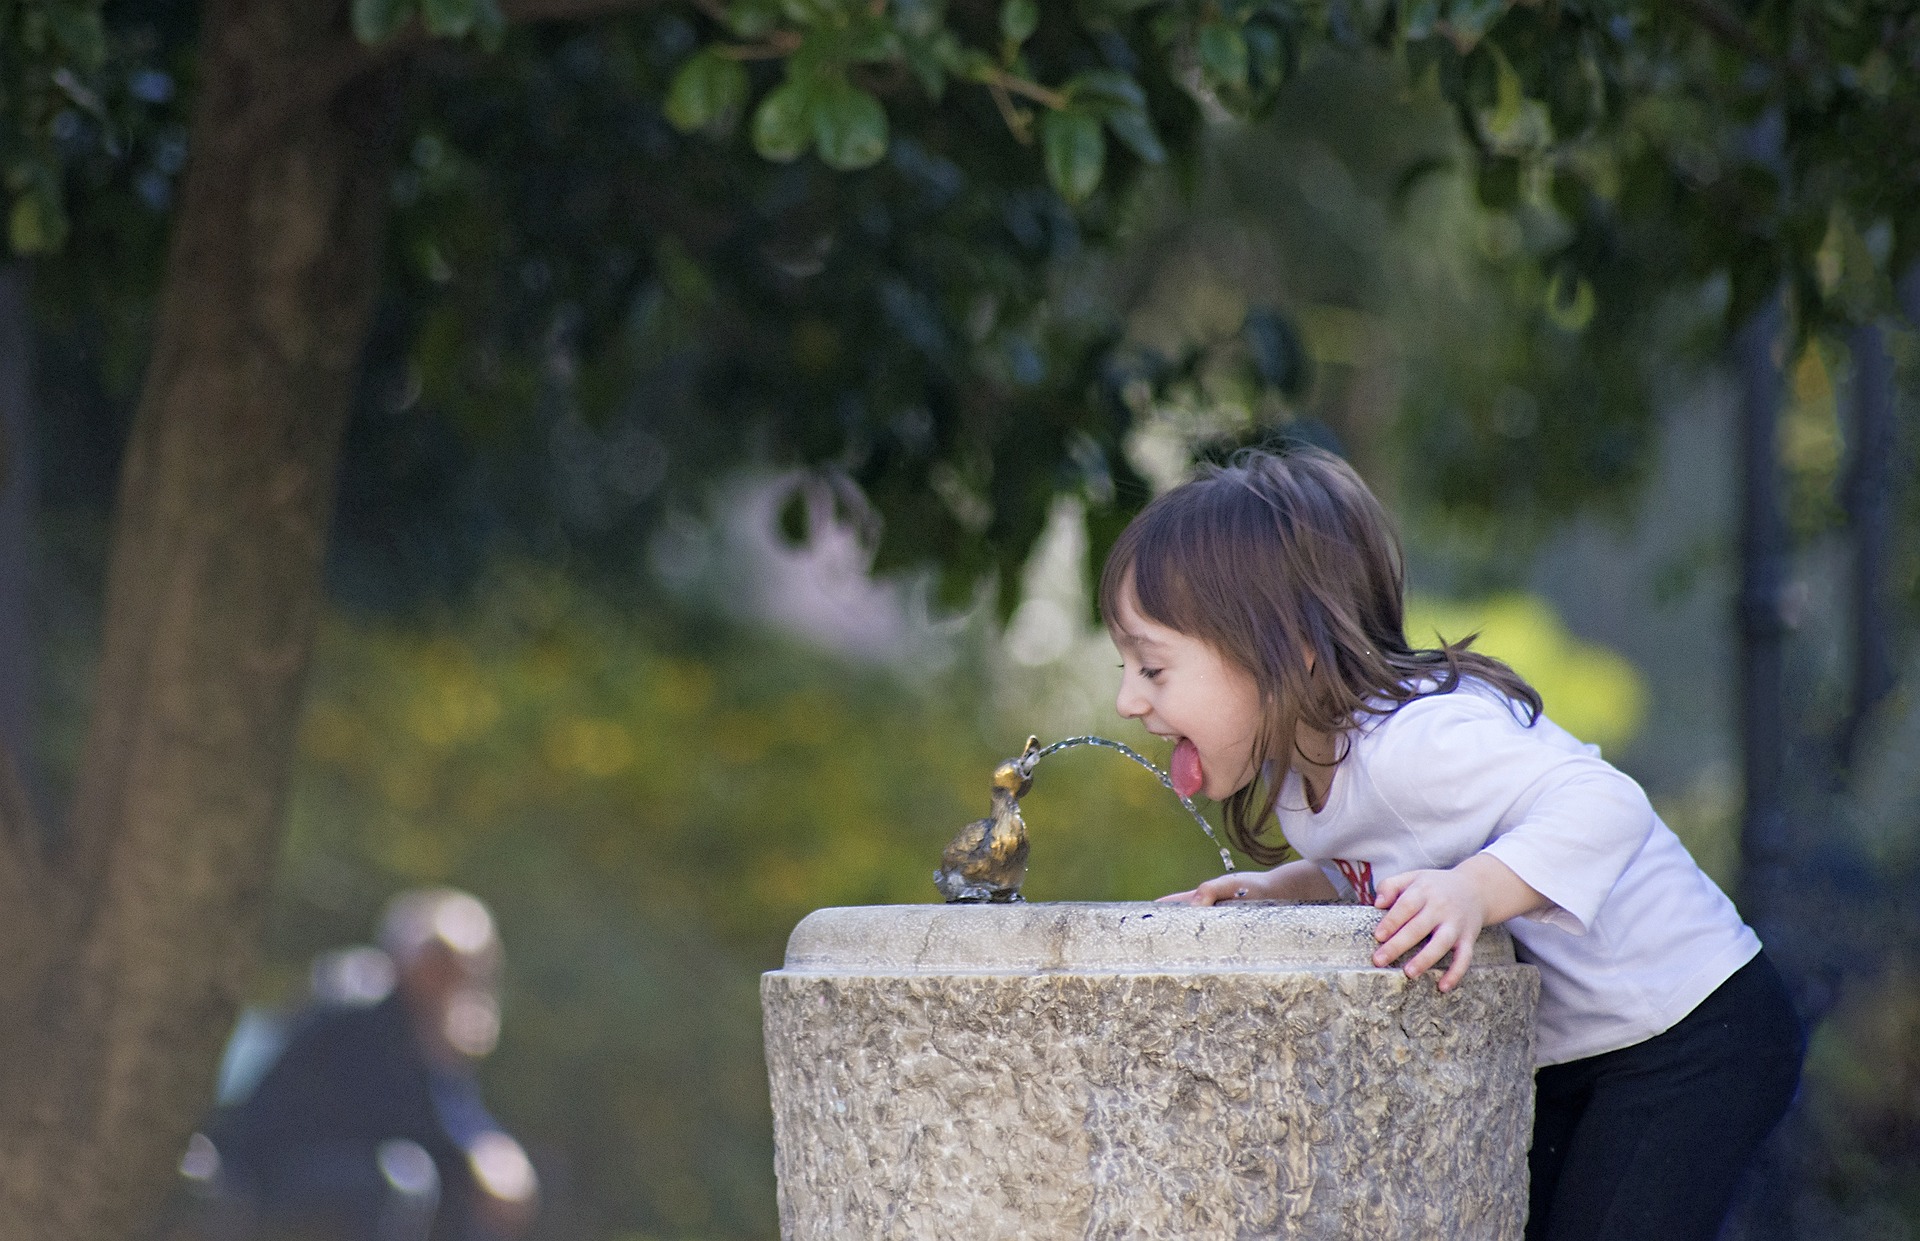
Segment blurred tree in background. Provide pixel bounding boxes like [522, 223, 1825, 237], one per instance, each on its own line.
[1, 0, 1917, 1237]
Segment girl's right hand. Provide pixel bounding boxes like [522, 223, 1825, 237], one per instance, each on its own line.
[1156, 873, 1260, 905]
[1157, 859, 1340, 905]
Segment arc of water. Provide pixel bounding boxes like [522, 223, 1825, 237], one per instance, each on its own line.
[1018, 735, 1236, 874]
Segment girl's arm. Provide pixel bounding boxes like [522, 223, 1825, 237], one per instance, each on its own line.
[1377, 697, 1658, 938]
[1157, 859, 1339, 905]
[1359, 694, 1662, 989]
[1367, 854, 1549, 993]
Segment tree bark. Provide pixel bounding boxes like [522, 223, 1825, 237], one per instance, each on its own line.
[1835, 321, 1894, 774]
[0, 2, 401, 1234]
[1733, 292, 1790, 934]
[0, 262, 39, 820]
[1899, 264, 1920, 330]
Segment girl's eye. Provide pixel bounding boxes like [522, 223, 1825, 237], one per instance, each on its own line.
[1140, 667, 1163, 681]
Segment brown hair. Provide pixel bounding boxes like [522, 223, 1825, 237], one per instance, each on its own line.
[1097, 445, 1542, 865]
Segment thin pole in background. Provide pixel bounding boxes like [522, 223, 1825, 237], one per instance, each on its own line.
[1733, 290, 1789, 936]
[0, 263, 38, 823]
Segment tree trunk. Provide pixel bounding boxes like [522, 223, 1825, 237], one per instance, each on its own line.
[1835, 321, 1894, 774]
[0, 2, 401, 1234]
[1733, 292, 1789, 936]
[0, 263, 38, 821]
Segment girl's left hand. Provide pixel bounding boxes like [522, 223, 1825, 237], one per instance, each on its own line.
[1369, 854, 1550, 992]
[1369, 867, 1487, 993]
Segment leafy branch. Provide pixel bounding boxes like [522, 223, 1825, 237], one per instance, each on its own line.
[657, 0, 1186, 196]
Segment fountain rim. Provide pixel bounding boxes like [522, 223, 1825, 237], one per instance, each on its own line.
[773, 900, 1519, 977]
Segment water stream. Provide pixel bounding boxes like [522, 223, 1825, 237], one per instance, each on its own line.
[1018, 735, 1236, 874]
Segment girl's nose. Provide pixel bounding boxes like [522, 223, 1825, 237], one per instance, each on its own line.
[1115, 677, 1147, 720]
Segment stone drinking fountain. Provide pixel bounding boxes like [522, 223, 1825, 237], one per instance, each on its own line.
[761, 737, 1541, 1239]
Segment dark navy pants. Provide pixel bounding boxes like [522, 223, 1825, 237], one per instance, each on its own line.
[1525, 951, 1805, 1241]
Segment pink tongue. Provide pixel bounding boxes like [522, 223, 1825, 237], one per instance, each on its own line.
[1170, 738, 1205, 799]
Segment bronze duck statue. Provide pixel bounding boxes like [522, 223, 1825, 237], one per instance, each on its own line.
[934, 736, 1040, 903]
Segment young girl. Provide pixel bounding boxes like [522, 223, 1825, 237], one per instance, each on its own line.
[1106, 446, 1803, 1241]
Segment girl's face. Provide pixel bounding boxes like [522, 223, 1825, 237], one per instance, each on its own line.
[1109, 579, 1265, 801]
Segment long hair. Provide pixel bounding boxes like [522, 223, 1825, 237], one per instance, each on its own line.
[1097, 445, 1542, 864]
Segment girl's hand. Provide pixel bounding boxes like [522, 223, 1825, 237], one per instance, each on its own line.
[1370, 868, 1487, 992]
[1157, 873, 1261, 906]
[1370, 853, 1550, 992]
[1157, 859, 1339, 905]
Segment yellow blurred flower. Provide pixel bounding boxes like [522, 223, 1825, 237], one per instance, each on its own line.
[1404, 592, 1647, 752]
[542, 717, 638, 778]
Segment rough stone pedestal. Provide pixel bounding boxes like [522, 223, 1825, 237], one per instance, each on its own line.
[762, 902, 1539, 1240]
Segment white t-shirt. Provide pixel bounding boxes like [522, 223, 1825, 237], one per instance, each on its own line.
[1275, 680, 1760, 1066]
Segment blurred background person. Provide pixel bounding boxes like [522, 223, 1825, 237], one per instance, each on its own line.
[198, 889, 538, 1241]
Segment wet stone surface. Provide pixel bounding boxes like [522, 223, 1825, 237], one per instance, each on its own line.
[762, 903, 1539, 1241]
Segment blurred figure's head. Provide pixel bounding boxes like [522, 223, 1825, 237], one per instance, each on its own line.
[378, 888, 503, 1066]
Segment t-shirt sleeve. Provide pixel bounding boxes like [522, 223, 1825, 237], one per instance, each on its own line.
[1368, 693, 1656, 935]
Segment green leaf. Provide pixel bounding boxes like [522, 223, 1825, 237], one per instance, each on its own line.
[1476, 155, 1520, 209]
[8, 192, 68, 256]
[812, 78, 888, 171]
[1244, 22, 1284, 91]
[1402, 0, 1441, 40]
[1105, 108, 1165, 164]
[1442, 0, 1507, 45]
[1544, 50, 1601, 138]
[901, 33, 952, 100]
[726, 0, 782, 39]
[1065, 69, 1145, 112]
[44, 2, 106, 70]
[952, 47, 999, 82]
[753, 80, 814, 162]
[1856, 47, 1894, 101]
[1197, 23, 1250, 92]
[1544, 269, 1596, 332]
[1000, 0, 1039, 45]
[20, 9, 49, 54]
[1549, 166, 1587, 223]
[471, 0, 507, 52]
[1353, 0, 1394, 37]
[665, 50, 751, 135]
[1042, 108, 1105, 203]
[892, 0, 944, 39]
[352, 0, 414, 43]
[421, 0, 475, 38]
[1487, 46, 1524, 135]
[1393, 154, 1454, 213]
[843, 15, 900, 63]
